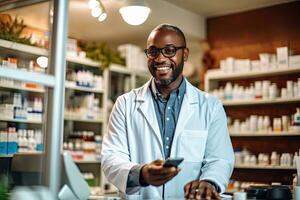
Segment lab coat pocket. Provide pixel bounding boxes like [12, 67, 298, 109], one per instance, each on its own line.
[179, 130, 208, 162]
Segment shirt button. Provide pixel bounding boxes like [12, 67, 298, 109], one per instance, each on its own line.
[166, 145, 169, 149]
[166, 137, 169, 141]
[178, 96, 180, 99]
[166, 117, 170, 121]
[167, 106, 171, 110]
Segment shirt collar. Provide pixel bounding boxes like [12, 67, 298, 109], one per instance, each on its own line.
[150, 77, 186, 100]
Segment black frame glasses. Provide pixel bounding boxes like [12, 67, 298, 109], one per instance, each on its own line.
[144, 45, 186, 59]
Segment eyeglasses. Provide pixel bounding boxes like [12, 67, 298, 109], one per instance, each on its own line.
[144, 45, 186, 59]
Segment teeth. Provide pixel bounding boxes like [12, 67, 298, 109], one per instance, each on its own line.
[156, 66, 170, 71]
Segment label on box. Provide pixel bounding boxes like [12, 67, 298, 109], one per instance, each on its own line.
[7, 142, 17, 154]
[0, 142, 7, 154]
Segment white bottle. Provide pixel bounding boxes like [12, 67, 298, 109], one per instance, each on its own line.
[257, 116, 264, 133]
[224, 82, 233, 100]
[271, 151, 278, 166]
[29, 130, 36, 151]
[23, 131, 29, 152]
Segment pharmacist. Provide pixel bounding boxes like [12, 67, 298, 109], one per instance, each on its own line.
[101, 24, 234, 199]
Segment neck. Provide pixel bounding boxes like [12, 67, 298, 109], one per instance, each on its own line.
[156, 75, 183, 98]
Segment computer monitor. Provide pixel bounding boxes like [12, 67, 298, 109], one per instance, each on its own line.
[59, 151, 90, 200]
[10, 151, 90, 200]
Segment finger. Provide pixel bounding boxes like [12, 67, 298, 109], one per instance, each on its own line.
[198, 183, 206, 197]
[150, 166, 177, 175]
[212, 190, 221, 200]
[152, 159, 164, 165]
[204, 187, 212, 200]
[184, 183, 192, 198]
[188, 181, 200, 199]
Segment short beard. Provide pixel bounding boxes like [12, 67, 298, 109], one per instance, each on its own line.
[152, 56, 184, 86]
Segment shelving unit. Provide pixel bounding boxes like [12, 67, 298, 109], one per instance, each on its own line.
[205, 66, 300, 185]
[0, 39, 150, 194]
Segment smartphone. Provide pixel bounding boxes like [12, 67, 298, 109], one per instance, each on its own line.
[163, 157, 184, 167]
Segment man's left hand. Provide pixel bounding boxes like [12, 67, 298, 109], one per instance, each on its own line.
[184, 180, 221, 200]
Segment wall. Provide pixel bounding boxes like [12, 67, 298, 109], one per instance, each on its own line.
[207, 1, 300, 69]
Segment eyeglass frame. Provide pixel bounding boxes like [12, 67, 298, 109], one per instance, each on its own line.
[144, 45, 186, 59]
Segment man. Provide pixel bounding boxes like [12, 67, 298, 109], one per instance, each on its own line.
[101, 24, 234, 199]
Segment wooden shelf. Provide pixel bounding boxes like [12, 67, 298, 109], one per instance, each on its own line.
[206, 66, 300, 81]
[222, 97, 300, 106]
[0, 83, 45, 93]
[0, 117, 42, 124]
[235, 165, 296, 170]
[230, 132, 300, 137]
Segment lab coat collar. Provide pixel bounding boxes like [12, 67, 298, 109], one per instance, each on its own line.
[136, 77, 198, 104]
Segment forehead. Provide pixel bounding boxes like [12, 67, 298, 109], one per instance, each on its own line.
[147, 29, 183, 48]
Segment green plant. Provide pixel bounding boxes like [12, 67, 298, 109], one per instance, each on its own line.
[0, 15, 32, 45]
[80, 42, 126, 69]
[0, 175, 10, 200]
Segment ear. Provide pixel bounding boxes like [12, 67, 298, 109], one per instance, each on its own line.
[183, 48, 189, 62]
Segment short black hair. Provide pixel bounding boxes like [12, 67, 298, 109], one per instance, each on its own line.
[152, 23, 187, 47]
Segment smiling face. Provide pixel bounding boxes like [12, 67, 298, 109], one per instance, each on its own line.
[146, 29, 189, 87]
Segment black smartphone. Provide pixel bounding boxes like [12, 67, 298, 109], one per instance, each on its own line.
[163, 157, 184, 167]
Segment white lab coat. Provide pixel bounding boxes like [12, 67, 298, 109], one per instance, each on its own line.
[101, 78, 234, 200]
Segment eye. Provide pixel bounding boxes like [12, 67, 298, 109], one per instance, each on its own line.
[163, 46, 176, 56]
[147, 46, 159, 56]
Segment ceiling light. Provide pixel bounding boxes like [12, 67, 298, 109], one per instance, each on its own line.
[98, 12, 107, 22]
[88, 0, 99, 9]
[119, 5, 150, 26]
[91, 6, 103, 18]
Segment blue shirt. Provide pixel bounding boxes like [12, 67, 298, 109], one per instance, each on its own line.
[150, 78, 186, 158]
[126, 78, 186, 189]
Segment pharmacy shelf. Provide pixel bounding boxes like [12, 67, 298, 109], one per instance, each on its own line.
[65, 83, 104, 93]
[0, 39, 48, 56]
[0, 83, 45, 93]
[0, 117, 42, 124]
[222, 97, 300, 106]
[205, 66, 300, 81]
[234, 165, 296, 170]
[64, 115, 103, 123]
[66, 55, 99, 67]
[230, 132, 300, 137]
[110, 64, 149, 77]
[0, 39, 100, 68]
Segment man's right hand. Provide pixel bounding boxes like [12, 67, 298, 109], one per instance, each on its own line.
[140, 159, 180, 186]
